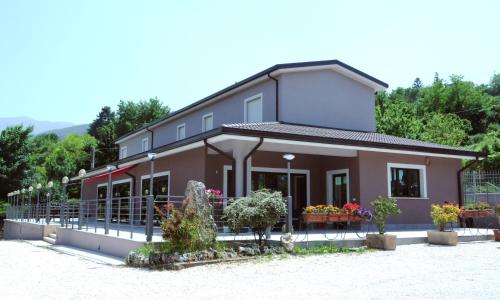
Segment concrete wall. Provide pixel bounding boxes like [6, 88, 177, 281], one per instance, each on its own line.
[358, 151, 462, 225]
[279, 70, 376, 132]
[3, 220, 58, 240]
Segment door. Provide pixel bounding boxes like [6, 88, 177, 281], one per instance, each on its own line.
[332, 173, 348, 207]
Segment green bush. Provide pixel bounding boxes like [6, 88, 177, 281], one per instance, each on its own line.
[430, 203, 461, 231]
[370, 196, 401, 234]
[224, 189, 286, 250]
[160, 207, 212, 253]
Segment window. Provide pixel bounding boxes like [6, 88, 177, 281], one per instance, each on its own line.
[387, 163, 427, 198]
[120, 146, 127, 159]
[176, 123, 186, 140]
[244, 94, 263, 122]
[141, 138, 149, 152]
[202, 113, 213, 132]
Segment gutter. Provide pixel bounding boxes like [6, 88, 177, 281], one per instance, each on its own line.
[457, 157, 480, 208]
[267, 73, 279, 122]
[243, 137, 264, 195]
[204, 139, 236, 197]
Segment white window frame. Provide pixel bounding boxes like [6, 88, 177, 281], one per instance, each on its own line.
[141, 137, 149, 152]
[326, 169, 350, 205]
[387, 163, 427, 198]
[243, 93, 263, 123]
[119, 146, 127, 159]
[176, 123, 186, 141]
[202, 112, 214, 132]
[140, 171, 171, 197]
[96, 178, 133, 199]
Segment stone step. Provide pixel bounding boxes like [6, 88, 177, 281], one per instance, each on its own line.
[43, 236, 56, 245]
[49, 233, 57, 239]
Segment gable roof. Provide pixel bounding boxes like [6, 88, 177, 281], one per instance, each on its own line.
[115, 59, 389, 144]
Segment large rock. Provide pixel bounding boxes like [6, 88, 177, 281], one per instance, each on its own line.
[184, 180, 217, 247]
[280, 233, 294, 253]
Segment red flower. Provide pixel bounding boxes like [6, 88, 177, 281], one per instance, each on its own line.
[342, 203, 360, 211]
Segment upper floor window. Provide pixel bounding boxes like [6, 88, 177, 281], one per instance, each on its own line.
[387, 163, 427, 198]
[141, 138, 149, 152]
[202, 113, 213, 132]
[119, 146, 127, 159]
[176, 123, 186, 140]
[244, 94, 263, 123]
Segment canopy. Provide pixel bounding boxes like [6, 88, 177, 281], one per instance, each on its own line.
[85, 166, 134, 183]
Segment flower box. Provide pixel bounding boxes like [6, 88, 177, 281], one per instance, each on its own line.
[327, 214, 339, 222]
[460, 209, 492, 218]
[303, 213, 327, 223]
[337, 213, 349, 222]
[349, 215, 362, 222]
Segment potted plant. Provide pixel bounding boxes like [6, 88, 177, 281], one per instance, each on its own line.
[303, 205, 328, 223]
[366, 196, 401, 250]
[326, 205, 340, 222]
[428, 202, 461, 246]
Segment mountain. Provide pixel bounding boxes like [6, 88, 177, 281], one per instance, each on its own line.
[0, 117, 74, 135]
[40, 124, 89, 139]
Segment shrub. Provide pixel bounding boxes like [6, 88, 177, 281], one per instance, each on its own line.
[430, 203, 461, 231]
[161, 207, 212, 253]
[370, 196, 401, 234]
[223, 189, 286, 250]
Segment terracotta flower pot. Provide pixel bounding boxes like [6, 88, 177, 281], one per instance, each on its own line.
[427, 230, 458, 246]
[337, 213, 349, 222]
[493, 229, 500, 242]
[349, 215, 362, 222]
[366, 234, 397, 250]
[327, 214, 339, 222]
[303, 213, 327, 223]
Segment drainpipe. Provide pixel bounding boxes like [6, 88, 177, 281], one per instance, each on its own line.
[267, 73, 279, 122]
[457, 157, 480, 208]
[204, 139, 236, 197]
[243, 137, 264, 195]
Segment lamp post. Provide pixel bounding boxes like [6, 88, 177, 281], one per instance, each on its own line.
[146, 153, 156, 242]
[7, 193, 11, 219]
[282, 153, 295, 233]
[21, 188, 26, 222]
[28, 186, 33, 222]
[36, 184, 42, 222]
[105, 165, 114, 234]
[61, 176, 69, 227]
[46, 181, 53, 224]
[78, 169, 86, 230]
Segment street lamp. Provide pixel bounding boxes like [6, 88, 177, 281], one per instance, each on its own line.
[61, 176, 69, 227]
[36, 184, 42, 222]
[7, 192, 11, 219]
[78, 169, 86, 230]
[46, 181, 53, 224]
[14, 190, 19, 220]
[146, 153, 157, 242]
[282, 153, 295, 233]
[28, 186, 33, 222]
[21, 188, 26, 221]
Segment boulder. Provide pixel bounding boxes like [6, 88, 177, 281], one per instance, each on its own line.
[184, 180, 217, 247]
[280, 233, 294, 253]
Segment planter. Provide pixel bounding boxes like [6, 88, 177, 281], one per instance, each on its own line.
[327, 214, 339, 222]
[303, 213, 327, 223]
[337, 213, 349, 222]
[461, 209, 492, 218]
[427, 230, 458, 246]
[477, 209, 492, 217]
[366, 234, 397, 250]
[349, 215, 362, 222]
[493, 229, 500, 242]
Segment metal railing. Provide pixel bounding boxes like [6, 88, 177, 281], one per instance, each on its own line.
[6, 193, 293, 242]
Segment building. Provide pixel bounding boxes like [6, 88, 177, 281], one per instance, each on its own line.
[77, 59, 482, 228]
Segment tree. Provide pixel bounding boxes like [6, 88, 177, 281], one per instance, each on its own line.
[420, 113, 471, 147]
[470, 124, 500, 170]
[88, 106, 115, 137]
[88, 106, 117, 167]
[0, 125, 33, 197]
[375, 100, 422, 139]
[114, 97, 170, 137]
[486, 73, 500, 96]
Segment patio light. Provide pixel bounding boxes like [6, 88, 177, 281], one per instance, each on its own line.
[62, 176, 69, 184]
[36, 183, 42, 190]
[148, 152, 157, 160]
[47, 181, 53, 188]
[28, 186, 33, 192]
[282, 153, 295, 233]
[78, 169, 86, 177]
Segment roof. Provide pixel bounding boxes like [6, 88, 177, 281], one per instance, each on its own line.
[114, 59, 389, 143]
[221, 122, 481, 157]
[77, 122, 482, 180]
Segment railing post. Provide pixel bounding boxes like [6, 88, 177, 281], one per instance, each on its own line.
[146, 195, 154, 242]
[287, 195, 293, 233]
[105, 166, 113, 235]
[45, 193, 51, 224]
[78, 179, 84, 230]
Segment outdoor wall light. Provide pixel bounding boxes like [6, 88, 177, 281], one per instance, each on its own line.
[106, 165, 115, 172]
[79, 169, 87, 177]
[282, 153, 295, 161]
[148, 153, 157, 160]
[36, 183, 42, 190]
[28, 186, 33, 192]
[47, 181, 53, 188]
[62, 176, 69, 184]
[21, 188, 26, 194]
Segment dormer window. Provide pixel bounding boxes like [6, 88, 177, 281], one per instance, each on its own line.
[244, 94, 263, 123]
[141, 138, 149, 152]
[176, 123, 186, 140]
[120, 146, 127, 159]
[202, 113, 213, 132]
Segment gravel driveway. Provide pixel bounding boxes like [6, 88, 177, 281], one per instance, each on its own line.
[0, 240, 498, 299]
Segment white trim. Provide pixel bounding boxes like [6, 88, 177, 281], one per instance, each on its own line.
[119, 146, 127, 159]
[223, 165, 310, 205]
[176, 123, 186, 141]
[139, 171, 171, 197]
[141, 137, 149, 152]
[326, 169, 350, 205]
[201, 112, 214, 132]
[386, 163, 427, 198]
[243, 93, 263, 123]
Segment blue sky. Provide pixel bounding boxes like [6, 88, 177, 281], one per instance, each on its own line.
[1, 0, 499, 124]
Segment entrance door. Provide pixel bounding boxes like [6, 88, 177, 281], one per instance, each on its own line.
[331, 173, 348, 207]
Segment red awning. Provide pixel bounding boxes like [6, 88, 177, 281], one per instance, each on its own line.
[85, 166, 134, 183]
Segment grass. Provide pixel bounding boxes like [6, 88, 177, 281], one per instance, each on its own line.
[293, 244, 368, 256]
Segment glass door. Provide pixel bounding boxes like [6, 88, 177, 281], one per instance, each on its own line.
[332, 173, 348, 207]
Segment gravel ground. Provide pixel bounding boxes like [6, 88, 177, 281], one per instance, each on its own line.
[0, 240, 499, 300]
